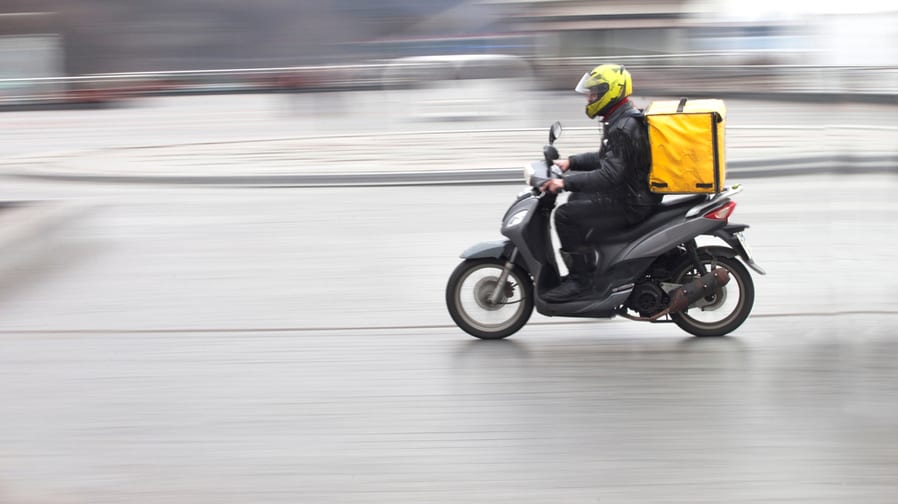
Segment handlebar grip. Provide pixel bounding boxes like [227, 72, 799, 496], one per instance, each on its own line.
[530, 175, 549, 189]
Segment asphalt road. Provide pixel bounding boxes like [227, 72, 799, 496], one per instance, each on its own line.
[0, 172, 896, 503]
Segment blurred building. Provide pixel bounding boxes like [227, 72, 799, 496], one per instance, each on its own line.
[1, 0, 472, 75]
[0, 0, 895, 100]
[0, 7, 65, 101]
[4, 0, 896, 73]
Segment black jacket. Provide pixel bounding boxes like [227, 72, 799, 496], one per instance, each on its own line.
[563, 100, 662, 223]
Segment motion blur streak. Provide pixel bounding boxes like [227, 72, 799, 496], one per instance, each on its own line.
[0, 1, 897, 503]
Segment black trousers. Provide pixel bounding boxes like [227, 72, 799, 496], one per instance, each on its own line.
[554, 193, 630, 252]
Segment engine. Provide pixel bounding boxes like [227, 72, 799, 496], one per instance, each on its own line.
[626, 281, 669, 317]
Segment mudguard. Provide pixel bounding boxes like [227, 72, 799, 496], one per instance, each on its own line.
[713, 224, 766, 275]
[460, 240, 512, 259]
[460, 239, 532, 274]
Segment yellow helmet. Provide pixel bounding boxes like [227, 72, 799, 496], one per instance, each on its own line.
[575, 64, 632, 119]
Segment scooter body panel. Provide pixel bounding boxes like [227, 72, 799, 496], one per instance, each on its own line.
[497, 190, 734, 319]
[612, 217, 726, 264]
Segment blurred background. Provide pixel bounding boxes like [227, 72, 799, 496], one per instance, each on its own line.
[1, 2, 898, 504]
[2, 0, 897, 107]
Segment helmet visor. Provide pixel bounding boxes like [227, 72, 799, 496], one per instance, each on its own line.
[574, 72, 592, 94]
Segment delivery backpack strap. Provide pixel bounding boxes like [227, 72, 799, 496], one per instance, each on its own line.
[676, 97, 687, 112]
[626, 106, 648, 129]
[605, 107, 651, 173]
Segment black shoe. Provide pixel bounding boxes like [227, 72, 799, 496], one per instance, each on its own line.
[542, 275, 592, 303]
[543, 250, 597, 303]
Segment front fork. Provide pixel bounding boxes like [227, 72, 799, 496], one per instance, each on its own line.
[489, 247, 520, 305]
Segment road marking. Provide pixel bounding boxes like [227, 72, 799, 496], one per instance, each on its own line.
[0, 311, 894, 336]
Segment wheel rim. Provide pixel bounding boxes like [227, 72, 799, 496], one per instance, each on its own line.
[676, 260, 745, 329]
[455, 264, 527, 333]
[473, 277, 508, 310]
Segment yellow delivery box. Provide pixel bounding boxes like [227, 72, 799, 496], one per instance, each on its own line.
[645, 98, 726, 194]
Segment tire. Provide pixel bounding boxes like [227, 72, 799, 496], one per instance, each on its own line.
[446, 258, 534, 340]
[670, 251, 755, 337]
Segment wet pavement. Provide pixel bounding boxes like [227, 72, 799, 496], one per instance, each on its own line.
[0, 93, 895, 503]
[1, 316, 897, 504]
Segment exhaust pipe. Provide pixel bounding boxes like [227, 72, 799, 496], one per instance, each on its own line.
[666, 267, 730, 315]
[619, 267, 731, 322]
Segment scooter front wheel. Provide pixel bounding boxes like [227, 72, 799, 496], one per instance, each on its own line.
[446, 258, 534, 340]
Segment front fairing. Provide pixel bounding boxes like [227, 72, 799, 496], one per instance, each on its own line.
[501, 192, 555, 277]
[501, 195, 539, 237]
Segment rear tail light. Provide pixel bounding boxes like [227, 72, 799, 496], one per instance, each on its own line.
[704, 201, 737, 221]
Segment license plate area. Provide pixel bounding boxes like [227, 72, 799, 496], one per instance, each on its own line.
[734, 231, 754, 260]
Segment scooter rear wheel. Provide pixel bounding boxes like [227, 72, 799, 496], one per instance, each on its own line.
[446, 258, 534, 340]
[671, 253, 754, 337]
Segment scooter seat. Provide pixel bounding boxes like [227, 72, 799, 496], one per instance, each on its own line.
[659, 194, 708, 210]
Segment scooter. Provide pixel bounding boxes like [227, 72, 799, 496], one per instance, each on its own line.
[445, 122, 765, 339]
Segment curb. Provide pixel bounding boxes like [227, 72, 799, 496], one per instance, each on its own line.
[2, 123, 894, 186]
[2, 157, 895, 187]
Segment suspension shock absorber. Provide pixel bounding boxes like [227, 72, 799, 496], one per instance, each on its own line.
[489, 247, 519, 305]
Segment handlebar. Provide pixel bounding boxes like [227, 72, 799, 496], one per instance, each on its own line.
[527, 160, 565, 195]
[526, 121, 566, 195]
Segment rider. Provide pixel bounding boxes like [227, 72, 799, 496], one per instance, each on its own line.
[540, 63, 662, 303]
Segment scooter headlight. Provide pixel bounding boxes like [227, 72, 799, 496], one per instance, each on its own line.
[506, 209, 528, 228]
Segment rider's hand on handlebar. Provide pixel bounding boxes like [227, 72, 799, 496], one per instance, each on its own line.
[554, 159, 571, 172]
[540, 178, 565, 194]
